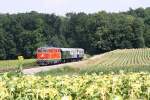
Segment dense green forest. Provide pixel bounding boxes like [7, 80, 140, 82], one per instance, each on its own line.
[0, 7, 150, 60]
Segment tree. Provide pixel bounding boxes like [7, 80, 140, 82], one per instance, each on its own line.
[132, 18, 145, 48]
[0, 29, 6, 59]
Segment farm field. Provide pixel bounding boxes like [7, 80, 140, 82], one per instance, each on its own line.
[0, 48, 150, 99]
[0, 59, 37, 72]
[95, 48, 150, 67]
[0, 72, 150, 100]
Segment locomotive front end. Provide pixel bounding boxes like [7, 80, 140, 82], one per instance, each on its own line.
[36, 47, 61, 65]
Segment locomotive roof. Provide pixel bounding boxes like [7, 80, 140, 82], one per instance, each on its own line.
[38, 47, 84, 51]
[38, 47, 60, 49]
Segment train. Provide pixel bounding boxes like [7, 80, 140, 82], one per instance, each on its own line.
[36, 47, 84, 65]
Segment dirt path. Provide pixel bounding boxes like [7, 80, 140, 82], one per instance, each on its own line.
[23, 53, 106, 75]
[22, 62, 81, 75]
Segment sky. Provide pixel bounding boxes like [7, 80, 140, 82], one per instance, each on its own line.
[0, 0, 150, 15]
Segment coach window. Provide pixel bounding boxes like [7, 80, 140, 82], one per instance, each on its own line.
[43, 49, 47, 52]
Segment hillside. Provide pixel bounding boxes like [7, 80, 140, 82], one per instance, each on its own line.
[63, 48, 150, 68]
[23, 48, 150, 75]
[90, 48, 150, 67]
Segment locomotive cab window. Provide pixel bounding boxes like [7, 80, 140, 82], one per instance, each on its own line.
[37, 49, 42, 52]
[43, 49, 47, 52]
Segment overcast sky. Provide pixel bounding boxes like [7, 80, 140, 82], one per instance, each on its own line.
[0, 0, 150, 15]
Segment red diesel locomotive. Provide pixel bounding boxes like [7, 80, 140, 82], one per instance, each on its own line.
[36, 47, 84, 65]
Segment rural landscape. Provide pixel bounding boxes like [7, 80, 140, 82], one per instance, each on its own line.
[0, 0, 150, 100]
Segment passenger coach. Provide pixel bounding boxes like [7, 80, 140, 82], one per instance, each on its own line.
[36, 47, 84, 65]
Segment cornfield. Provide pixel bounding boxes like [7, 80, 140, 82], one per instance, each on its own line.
[96, 48, 150, 67]
[0, 72, 150, 100]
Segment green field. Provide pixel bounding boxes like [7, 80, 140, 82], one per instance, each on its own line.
[0, 59, 37, 72]
[37, 48, 150, 76]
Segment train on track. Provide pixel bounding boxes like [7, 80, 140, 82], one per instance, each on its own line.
[36, 47, 84, 65]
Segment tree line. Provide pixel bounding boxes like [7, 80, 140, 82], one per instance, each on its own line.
[0, 7, 150, 60]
